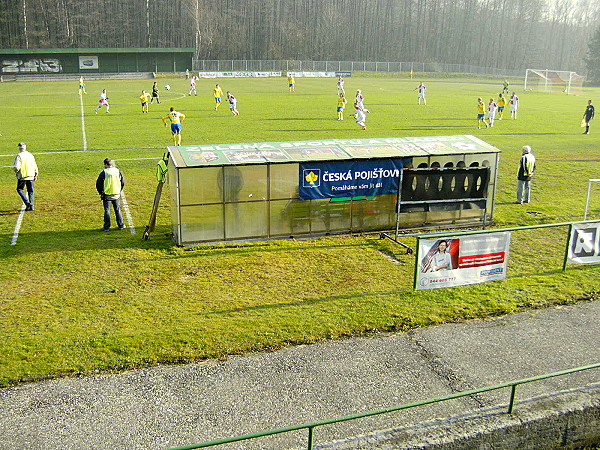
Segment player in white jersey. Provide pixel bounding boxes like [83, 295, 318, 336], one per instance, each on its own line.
[94, 89, 110, 113]
[226, 91, 239, 116]
[414, 82, 427, 105]
[353, 89, 367, 130]
[188, 76, 197, 96]
[509, 92, 519, 119]
[487, 98, 497, 127]
[336, 76, 345, 95]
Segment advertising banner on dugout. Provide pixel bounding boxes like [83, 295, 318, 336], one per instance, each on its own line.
[567, 221, 600, 265]
[299, 158, 409, 200]
[416, 231, 511, 290]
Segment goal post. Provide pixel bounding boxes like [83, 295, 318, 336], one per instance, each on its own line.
[524, 69, 585, 95]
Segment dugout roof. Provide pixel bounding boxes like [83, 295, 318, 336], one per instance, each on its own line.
[169, 135, 500, 168]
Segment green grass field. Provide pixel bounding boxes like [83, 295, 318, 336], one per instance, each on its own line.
[0, 75, 599, 387]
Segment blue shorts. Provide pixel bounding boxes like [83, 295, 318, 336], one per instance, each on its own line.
[477, 114, 485, 120]
[171, 123, 182, 134]
[337, 106, 344, 112]
[289, 83, 294, 87]
[215, 97, 221, 102]
[498, 107, 504, 112]
[141, 102, 148, 106]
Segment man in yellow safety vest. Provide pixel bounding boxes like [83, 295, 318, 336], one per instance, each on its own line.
[96, 158, 125, 231]
[13, 142, 38, 211]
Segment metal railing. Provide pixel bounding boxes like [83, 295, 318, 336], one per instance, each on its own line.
[169, 362, 600, 450]
[192, 60, 523, 78]
[410, 219, 600, 284]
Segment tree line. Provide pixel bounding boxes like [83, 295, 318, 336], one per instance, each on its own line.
[0, 0, 598, 73]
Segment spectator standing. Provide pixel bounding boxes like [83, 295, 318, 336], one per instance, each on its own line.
[96, 158, 125, 231]
[516, 145, 536, 204]
[13, 142, 38, 211]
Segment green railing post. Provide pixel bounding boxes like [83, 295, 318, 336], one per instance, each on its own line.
[562, 223, 573, 271]
[507, 384, 517, 414]
[307, 426, 314, 449]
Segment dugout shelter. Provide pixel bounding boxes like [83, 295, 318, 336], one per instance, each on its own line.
[167, 135, 500, 246]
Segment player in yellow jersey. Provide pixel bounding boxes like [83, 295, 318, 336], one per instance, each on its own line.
[162, 107, 186, 146]
[496, 93, 506, 120]
[336, 92, 347, 120]
[78, 76, 87, 95]
[213, 84, 223, 111]
[476, 98, 489, 129]
[288, 74, 295, 92]
[139, 90, 151, 113]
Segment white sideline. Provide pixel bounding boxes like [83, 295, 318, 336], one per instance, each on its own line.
[10, 205, 26, 246]
[120, 192, 136, 235]
[79, 93, 88, 151]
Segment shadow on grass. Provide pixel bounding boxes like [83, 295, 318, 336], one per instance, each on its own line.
[1, 228, 172, 255]
[198, 267, 578, 318]
[203, 288, 412, 316]
[272, 129, 347, 132]
[392, 126, 467, 130]
[0, 209, 21, 216]
[266, 118, 335, 121]
[0, 227, 388, 257]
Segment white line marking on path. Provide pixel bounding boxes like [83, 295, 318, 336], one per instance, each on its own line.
[120, 192, 136, 235]
[79, 93, 88, 151]
[10, 205, 26, 246]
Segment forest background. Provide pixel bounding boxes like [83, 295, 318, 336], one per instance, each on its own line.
[1, 0, 599, 74]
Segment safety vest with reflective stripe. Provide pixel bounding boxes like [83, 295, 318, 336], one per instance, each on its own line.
[103, 167, 121, 196]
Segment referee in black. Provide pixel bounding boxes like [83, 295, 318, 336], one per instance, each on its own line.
[583, 99, 594, 135]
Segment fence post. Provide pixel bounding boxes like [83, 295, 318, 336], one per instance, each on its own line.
[307, 426, 315, 449]
[413, 237, 420, 290]
[562, 223, 573, 271]
[507, 384, 517, 414]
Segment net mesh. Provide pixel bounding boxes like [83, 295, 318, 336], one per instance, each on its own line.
[525, 69, 584, 95]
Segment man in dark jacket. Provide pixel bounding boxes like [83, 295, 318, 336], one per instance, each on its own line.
[582, 100, 594, 135]
[96, 158, 125, 231]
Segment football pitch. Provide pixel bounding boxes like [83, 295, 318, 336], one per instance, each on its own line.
[0, 75, 599, 386]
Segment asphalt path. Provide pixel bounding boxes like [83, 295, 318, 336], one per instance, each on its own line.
[0, 300, 598, 450]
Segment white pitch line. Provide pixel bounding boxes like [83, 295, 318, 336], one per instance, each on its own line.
[10, 205, 26, 246]
[79, 93, 88, 151]
[120, 192, 136, 235]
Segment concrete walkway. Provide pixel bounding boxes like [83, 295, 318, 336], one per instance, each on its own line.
[0, 301, 598, 450]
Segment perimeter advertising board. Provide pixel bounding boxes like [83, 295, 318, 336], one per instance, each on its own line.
[416, 232, 511, 290]
[79, 56, 99, 69]
[567, 221, 600, 265]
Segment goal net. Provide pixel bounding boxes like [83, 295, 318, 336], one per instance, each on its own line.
[524, 69, 585, 95]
